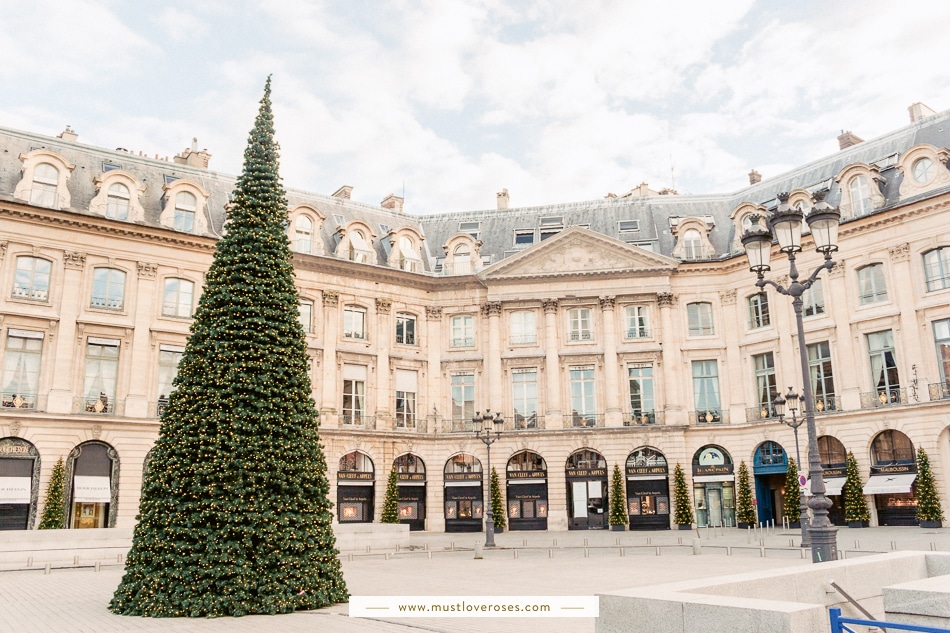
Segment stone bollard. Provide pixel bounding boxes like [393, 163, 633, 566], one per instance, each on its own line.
[44, 563, 51, 575]
[73, 556, 79, 565]
[548, 549, 554, 558]
[692, 539, 702, 556]
[95, 562, 101, 572]
[348, 553, 354, 562]
[427, 551, 432, 559]
[474, 543, 484, 560]
[513, 550, 519, 559]
[620, 548, 625, 557]
[27, 556, 33, 567]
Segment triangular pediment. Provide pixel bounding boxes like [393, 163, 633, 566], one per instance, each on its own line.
[479, 226, 678, 281]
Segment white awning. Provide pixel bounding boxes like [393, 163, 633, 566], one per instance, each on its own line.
[803, 477, 847, 496]
[0, 477, 32, 503]
[863, 473, 917, 495]
[692, 474, 735, 483]
[73, 475, 111, 503]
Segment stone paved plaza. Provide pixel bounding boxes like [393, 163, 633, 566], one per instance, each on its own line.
[1, 526, 948, 633]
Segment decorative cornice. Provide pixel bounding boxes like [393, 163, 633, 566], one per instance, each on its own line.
[137, 261, 158, 279]
[63, 251, 86, 270]
[481, 301, 502, 317]
[598, 296, 615, 310]
[888, 242, 910, 262]
[375, 297, 392, 314]
[322, 290, 339, 307]
[718, 289, 737, 305]
[542, 298, 559, 313]
[425, 306, 443, 320]
[656, 292, 676, 307]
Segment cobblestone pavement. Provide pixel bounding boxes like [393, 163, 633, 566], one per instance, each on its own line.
[1, 526, 947, 633]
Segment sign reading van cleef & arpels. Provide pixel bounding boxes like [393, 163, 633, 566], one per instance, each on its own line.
[565, 468, 607, 479]
[444, 472, 482, 481]
[507, 470, 547, 480]
[396, 473, 425, 482]
[626, 466, 668, 476]
[337, 471, 374, 481]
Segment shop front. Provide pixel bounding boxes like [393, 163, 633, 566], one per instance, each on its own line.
[0, 437, 40, 530]
[337, 451, 375, 524]
[507, 450, 547, 531]
[444, 453, 483, 533]
[625, 447, 670, 530]
[692, 445, 735, 528]
[864, 430, 918, 526]
[815, 435, 849, 526]
[565, 449, 607, 530]
[66, 441, 119, 529]
[752, 441, 787, 526]
[394, 453, 426, 531]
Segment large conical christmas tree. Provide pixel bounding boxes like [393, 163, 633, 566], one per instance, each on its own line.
[110, 78, 347, 617]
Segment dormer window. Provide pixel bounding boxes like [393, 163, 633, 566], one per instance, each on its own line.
[897, 144, 950, 198]
[912, 157, 935, 184]
[295, 216, 313, 254]
[453, 244, 471, 274]
[15, 149, 75, 210]
[160, 180, 209, 235]
[849, 175, 871, 216]
[350, 229, 371, 263]
[672, 218, 714, 260]
[835, 163, 884, 219]
[682, 229, 702, 260]
[31, 164, 59, 207]
[106, 183, 131, 220]
[174, 192, 196, 232]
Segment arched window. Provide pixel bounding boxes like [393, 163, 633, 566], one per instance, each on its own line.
[294, 216, 313, 254]
[162, 278, 195, 318]
[871, 430, 914, 466]
[174, 192, 197, 233]
[90, 268, 127, 310]
[339, 451, 374, 473]
[0, 437, 41, 530]
[399, 236, 420, 271]
[923, 247, 950, 292]
[849, 175, 871, 217]
[754, 441, 786, 467]
[444, 453, 482, 474]
[626, 447, 667, 469]
[682, 229, 702, 260]
[453, 244, 472, 274]
[66, 441, 119, 529]
[13, 256, 52, 301]
[507, 450, 546, 472]
[31, 163, 59, 207]
[857, 263, 888, 304]
[912, 157, 935, 184]
[566, 449, 605, 470]
[394, 453, 425, 475]
[106, 183, 131, 220]
[817, 436, 846, 468]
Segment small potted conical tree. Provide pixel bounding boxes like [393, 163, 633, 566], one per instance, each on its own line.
[672, 463, 694, 530]
[784, 457, 801, 529]
[489, 467, 505, 532]
[736, 461, 756, 528]
[381, 467, 400, 524]
[915, 447, 944, 529]
[609, 464, 628, 531]
[844, 451, 870, 528]
[38, 456, 66, 530]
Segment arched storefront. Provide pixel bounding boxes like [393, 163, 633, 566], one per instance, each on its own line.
[864, 430, 918, 526]
[444, 453, 483, 533]
[0, 437, 40, 530]
[815, 435, 848, 526]
[565, 449, 607, 530]
[337, 451, 375, 524]
[625, 447, 670, 530]
[692, 445, 735, 528]
[65, 441, 119, 529]
[507, 450, 547, 531]
[752, 441, 787, 526]
[393, 453, 426, 531]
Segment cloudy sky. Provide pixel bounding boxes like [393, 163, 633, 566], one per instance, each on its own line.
[2, 1, 950, 213]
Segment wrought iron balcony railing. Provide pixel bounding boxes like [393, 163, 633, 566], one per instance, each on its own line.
[860, 388, 906, 409]
[445, 417, 475, 433]
[1, 391, 38, 411]
[625, 410, 663, 426]
[745, 405, 779, 423]
[691, 409, 728, 425]
[928, 382, 950, 401]
[73, 395, 123, 416]
[569, 413, 604, 428]
[341, 414, 376, 429]
[508, 414, 543, 431]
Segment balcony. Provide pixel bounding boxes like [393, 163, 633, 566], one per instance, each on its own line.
[509, 334, 537, 346]
[341, 414, 376, 429]
[567, 331, 593, 342]
[90, 296, 124, 310]
[929, 382, 950, 401]
[860, 388, 907, 409]
[569, 413, 603, 428]
[625, 410, 663, 426]
[813, 396, 842, 414]
[394, 418, 423, 432]
[1, 391, 39, 411]
[509, 413, 543, 431]
[445, 418, 474, 433]
[745, 405, 779, 423]
[450, 337, 474, 348]
[74, 395, 123, 416]
[625, 328, 650, 339]
[691, 409, 728, 425]
[149, 397, 171, 418]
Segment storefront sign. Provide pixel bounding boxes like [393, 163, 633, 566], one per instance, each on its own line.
[339, 491, 372, 503]
[444, 472, 482, 482]
[565, 468, 606, 479]
[870, 464, 915, 475]
[822, 468, 845, 478]
[626, 466, 668, 476]
[510, 491, 544, 500]
[338, 471, 374, 481]
[693, 464, 733, 476]
[397, 473, 425, 482]
[507, 470, 547, 480]
[73, 475, 111, 503]
[0, 477, 31, 503]
[0, 444, 29, 455]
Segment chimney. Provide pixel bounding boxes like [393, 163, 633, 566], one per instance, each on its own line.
[57, 125, 78, 142]
[908, 102, 937, 123]
[331, 185, 353, 199]
[173, 138, 212, 168]
[837, 130, 864, 150]
[496, 188, 509, 210]
[748, 169, 762, 185]
[381, 193, 404, 212]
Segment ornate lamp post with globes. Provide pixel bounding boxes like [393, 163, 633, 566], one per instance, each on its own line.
[773, 387, 809, 548]
[741, 191, 840, 563]
[473, 409, 504, 547]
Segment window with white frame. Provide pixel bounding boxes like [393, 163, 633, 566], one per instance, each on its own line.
[174, 192, 196, 233]
[514, 230, 535, 247]
[934, 319, 950, 389]
[752, 352, 778, 418]
[807, 341, 836, 411]
[452, 244, 472, 274]
[396, 313, 416, 345]
[395, 369, 417, 428]
[624, 305, 650, 338]
[294, 216, 313, 254]
[682, 229, 702, 260]
[867, 330, 900, 401]
[803, 279, 825, 317]
[567, 308, 592, 342]
[747, 293, 770, 329]
[90, 268, 126, 310]
[849, 175, 872, 217]
[30, 163, 59, 207]
[450, 315, 474, 347]
[691, 360, 720, 414]
[569, 366, 596, 424]
[343, 305, 367, 339]
[923, 247, 950, 292]
[857, 263, 888, 304]
[628, 365, 655, 423]
[162, 278, 195, 318]
[686, 302, 714, 336]
[342, 364, 367, 424]
[451, 372, 474, 423]
[349, 229, 372, 263]
[106, 183, 130, 220]
[912, 157, 936, 184]
[510, 311, 536, 345]
[2, 329, 43, 409]
[82, 337, 119, 413]
[12, 256, 52, 301]
[156, 344, 184, 403]
[298, 300, 313, 333]
[512, 368, 538, 428]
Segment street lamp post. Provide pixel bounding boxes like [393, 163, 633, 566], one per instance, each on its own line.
[773, 387, 809, 548]
[473, 409, 504, 547]
[741, 191, 840, 563]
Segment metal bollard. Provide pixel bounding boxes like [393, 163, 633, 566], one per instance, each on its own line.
[553, 539, 558, 547]
[726, 547, 732, 556]
[584, 538, 589, 547]
[854, 540, 859, 549]
[647, 537, 652, 545]
[522, 539, 527, 547]
[760, 547, 766, 558]
[347, 553, 354, 562]
[655, 547, 661, 556]
[677, 537, 683, 545]
[396, 544, 400, 552]
[931, 542, 937, 551]
[450, 542, 455, 551]
[27, 556, 32, 567]
[890, 541, 897, 550]
[366, 545, 371, 553]
[616, 537, 621, 545]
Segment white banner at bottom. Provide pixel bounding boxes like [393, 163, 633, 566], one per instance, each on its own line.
[350, 595, 598, 618]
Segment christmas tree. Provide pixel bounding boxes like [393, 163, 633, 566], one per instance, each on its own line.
[843, 451, 870, 524]
[915, 447, 944, 524]
[736, 461, 756, 526]
[608, 464, 628, 527]
[380, 467, 400, 523]
[672, 463, 693, 527]
[489, 467, 505, 530]
[38, 456, 66, 530]
[783, 457, 801, 524]
[110, 78, 347, 617]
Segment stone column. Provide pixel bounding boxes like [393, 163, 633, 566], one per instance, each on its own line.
[124, 262, 159, 418]
[889, 243, 926, 402]
[320, 290, 340, 425]
[47, 251, 86, 414]
[657, 293, 684, 425]
[483, 301, 503, 414]
[825, 261, 860, 409]
[375, 297, 392, 427]
[600, 296, 622, 426]
[719, 289, 743, 422]
[542, 298, 562, 428]
[425, 306, 443, 433]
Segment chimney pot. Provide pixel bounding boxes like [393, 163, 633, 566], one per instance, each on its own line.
[748, 169, 762, 185]
[332, 185, 353, 199]
[496, 188, 510, 210]
[837, 130, 864, 150]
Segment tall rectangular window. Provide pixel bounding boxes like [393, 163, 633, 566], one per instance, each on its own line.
[174, 192, 196, 233]
[342, 364, 367, 424]
[807, 341, 836, 411]
[13, 256, 52, 301]
[628, 365, 655, 423]
[451, 372, 475, 424]
[156, 344, 184, 414]
[512, 368, 538, 428]
[91, 268, 126, 310]
[687, 302, 714, 336]
[394, 369, 417, 428]
[343, 305, 367, 339]
[568, 308, 592, 341]
[298, 300, 313, 333]
[934, 319, 950, 391]
[858, 264, 888, 304]
[867, 330, 900, 402]
[450, 315, 474, 347]
[625, 305, 650, 338]
[569, 366, 596, 425]
[747, 293, 770, 329]
[83, 337, 119, 413]
[396, 313, 416, 345]
[2, 329, 43, 409]
[752, 352, 777, 417]
[923, 248, 950, 292]
[30, 163, 59, 207]
[510, 311, 536, 345]
[162, 278, 194, 317]
[692, 360, 721, 413]
[803, 279, 825, 317]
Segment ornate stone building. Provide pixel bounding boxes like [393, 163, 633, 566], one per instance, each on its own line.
[1, 104, 949, 532]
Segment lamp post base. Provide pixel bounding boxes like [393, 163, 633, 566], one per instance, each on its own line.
[485, 516, 496, 548]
